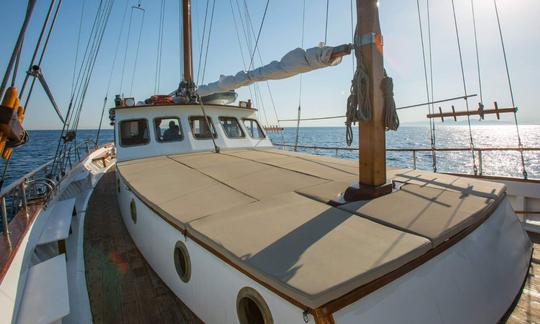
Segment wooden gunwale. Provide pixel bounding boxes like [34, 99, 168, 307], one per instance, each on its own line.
[0, 203, 43, 284]
[116, 165, 509, 322]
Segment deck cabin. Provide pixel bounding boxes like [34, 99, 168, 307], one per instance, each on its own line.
[112, 102, 272, 162]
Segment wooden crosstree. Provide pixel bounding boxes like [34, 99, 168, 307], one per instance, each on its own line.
[427, 101, 517, 122]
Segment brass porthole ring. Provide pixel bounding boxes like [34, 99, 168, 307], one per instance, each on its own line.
[130, 199, 137, 224]
[174, 241, 191, 283]
[236, 287, 274, 324]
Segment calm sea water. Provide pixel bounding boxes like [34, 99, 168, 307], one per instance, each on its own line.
[0, 125, 538, 191]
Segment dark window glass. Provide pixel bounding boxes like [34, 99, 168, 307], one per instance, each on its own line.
[219, 117, 245, 138]
[155, 117, 183, 142]
[189, 116, 217, 139]
[120, 119, 150, 146]
[243, 119, 265, 139]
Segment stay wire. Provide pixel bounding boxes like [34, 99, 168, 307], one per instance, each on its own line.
[154, 0, 165, 94]
[195, 0, 210, 85]
[120, 3, 134, 94]
[247, 0, 270, 71]
[416, 0, 437, 171]
[97, 0, 131, 146]
[294, 0, 306, 151]
[426, 0, 437, 171]
[451, 0, 478, 175]
[324, 0, 329, 44]
[129, 5, 145, 96]
[470, 0, 483, 105]
[493, 0, 527, 178]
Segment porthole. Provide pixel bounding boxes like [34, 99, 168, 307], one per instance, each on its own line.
[130, 199, 137, 224]
[236, 287, 273, 324]
[174, 241, 191, 283]
[117, 178, 121, 193]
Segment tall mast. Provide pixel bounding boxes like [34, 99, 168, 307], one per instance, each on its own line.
[182, 0, 193, 82]
[178, 0, 195, 101]
[345, 0, 392, 200]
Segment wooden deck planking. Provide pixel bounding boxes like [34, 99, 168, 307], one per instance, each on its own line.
[84, 171, 201, 324]
[507, 232, 540, 324]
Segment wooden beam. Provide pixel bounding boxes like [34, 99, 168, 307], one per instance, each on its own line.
[345, 0, 392, 200]
[427, 107, 517, 119]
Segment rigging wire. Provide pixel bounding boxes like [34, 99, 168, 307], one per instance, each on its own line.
[493, 0, 527, 179]
[247, 0, 270, 71]
[96, 0, 131, 146]
[451, 0, 478, 175]
[129, 4, 145, 96]
[426, 0, 436, 168]
[195, 0, 210, 85]
[119, 1, 134, 94]
[470, 0, 483, 106]
[154, 0, 166, 94]
[324, 0, 330, 45]
[71, 0, 86, 97]
[294, 0, 306, 151]
[239, 0, 270, 126]
[416, 0, 437, 172]
[0, 0, 37, 100]
[19, 0, 57, 97]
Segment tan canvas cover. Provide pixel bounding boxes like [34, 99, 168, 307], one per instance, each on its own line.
[117, 149, 505, 308]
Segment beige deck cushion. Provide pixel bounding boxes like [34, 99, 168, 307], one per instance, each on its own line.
[188, 192, 431, 309]
[339, 183, 499, 246]
[117, 156, 256, 229]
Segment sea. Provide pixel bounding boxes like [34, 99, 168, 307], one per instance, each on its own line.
[0, 124, 539, 191]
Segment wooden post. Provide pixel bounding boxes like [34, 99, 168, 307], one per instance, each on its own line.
[182, 0, 193, 82]
[344, 0, 392, 201]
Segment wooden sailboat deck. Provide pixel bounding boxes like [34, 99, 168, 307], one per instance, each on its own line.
[84, 169, 537, 323]
[84, 171, 201, 323]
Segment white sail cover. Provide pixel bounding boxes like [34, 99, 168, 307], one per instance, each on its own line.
[197, 46, 344, 97]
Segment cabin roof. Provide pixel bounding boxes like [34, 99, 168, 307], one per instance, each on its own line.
[111, 102, 258, 112]
[116, 148, 505, 309]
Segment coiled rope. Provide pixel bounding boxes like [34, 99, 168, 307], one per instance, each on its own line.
[345, 54, 371, 146]
[345, 49, 399, 146]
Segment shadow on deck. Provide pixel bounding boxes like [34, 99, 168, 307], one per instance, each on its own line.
[84, 171, 201, 324]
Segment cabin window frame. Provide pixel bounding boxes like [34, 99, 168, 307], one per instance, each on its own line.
[219, 116, 246, 139]
[119, 118, 151, 147]
[242, 118, 266, 139]
[153, 116, 184, 143]
[189, 116, 218, 140]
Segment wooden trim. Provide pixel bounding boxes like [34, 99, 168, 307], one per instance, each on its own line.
[515, 211, 540, 215]
[112, 102, 258, 112]
[0, 204, 43, 284]
[115, 167, 508, 317]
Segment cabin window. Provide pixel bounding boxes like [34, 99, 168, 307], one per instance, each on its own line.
[219, 117, 245, 138]
[120, 119, 150, 146]
[130, 199, 137, 224]
[154, 117, 183, 142]
[174, 241, 191, 283]
[236, 287, 273, 324]
[243, 119, 266, 139]
[189, 116, 217, 139]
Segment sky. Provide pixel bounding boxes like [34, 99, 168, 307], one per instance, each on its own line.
[0, 0, 538, 130]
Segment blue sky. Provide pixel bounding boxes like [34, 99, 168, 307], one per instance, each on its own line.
[0, 0, 538, 130]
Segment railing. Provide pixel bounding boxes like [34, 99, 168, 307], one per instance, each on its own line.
[0, 139, 97, 240]
[273, 143, 540, 178]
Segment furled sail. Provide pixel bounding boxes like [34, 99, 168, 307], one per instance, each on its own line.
[197, 45, 351, 97]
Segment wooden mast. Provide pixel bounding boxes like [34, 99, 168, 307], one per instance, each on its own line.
[182, 0, 193, 83]
[344, 0, 392, 201]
